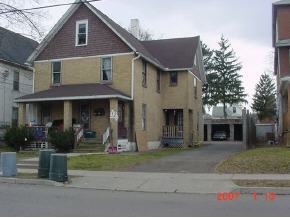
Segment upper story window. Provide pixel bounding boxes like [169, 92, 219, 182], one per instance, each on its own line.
[101, 57, 112, 82]
[156, 69, 161, 93]
[52, 61, 61, 85]
[142, 60, 147, 87]
[13, 70, 19, 91]
[170, 71, 178, 86]
[76, 20, 88, 46]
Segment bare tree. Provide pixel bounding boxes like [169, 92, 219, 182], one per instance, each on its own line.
[0, 0, 49, 41]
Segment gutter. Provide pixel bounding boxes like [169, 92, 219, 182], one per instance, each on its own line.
[131, 53, 141, 100]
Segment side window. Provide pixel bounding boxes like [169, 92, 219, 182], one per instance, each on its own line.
[101, 57, 112, 82]
[52, 61, 61, 85]
[13, 70, 19, 91]
[76, 20, 88, 46]
[142, 60, 147, 87]
[156, 69, 161, 93]
[170, 71, 178, 86]
[194, 77, 197, 99]
[233, 107, 236, 113]
[142, 104, 147, 131]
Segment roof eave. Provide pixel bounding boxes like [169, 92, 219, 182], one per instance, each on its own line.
[15, 94, 132, 103]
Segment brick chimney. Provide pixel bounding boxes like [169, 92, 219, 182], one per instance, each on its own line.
[130, 19, 140, 39]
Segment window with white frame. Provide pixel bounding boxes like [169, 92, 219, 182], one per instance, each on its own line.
[13, 70, 19, 91]
[101, 57, 112, 82]
[76, 20, 88, 46]
[52, 61, 61, 85]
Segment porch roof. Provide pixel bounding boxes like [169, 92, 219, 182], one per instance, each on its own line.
[15, 83, 131, 103]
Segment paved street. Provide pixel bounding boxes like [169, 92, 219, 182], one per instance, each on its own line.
[0, 183, 289, 216]
[126, 142, 243, 173]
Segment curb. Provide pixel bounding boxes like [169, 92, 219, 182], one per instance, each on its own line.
[234, 187, 290, 195]
[0, 176, 65, 187]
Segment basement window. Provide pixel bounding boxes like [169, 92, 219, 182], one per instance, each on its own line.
[76, 20, 88, 46]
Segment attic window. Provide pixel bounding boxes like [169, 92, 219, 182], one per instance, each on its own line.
[76, 20, 88, 46]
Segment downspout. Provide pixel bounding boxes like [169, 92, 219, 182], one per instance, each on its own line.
[131, 52, 141, 100]
[26, 64, 36, 125]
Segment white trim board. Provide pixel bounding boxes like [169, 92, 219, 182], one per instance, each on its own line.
[15, 94, 132, 103]
[34, 52, 134, 63]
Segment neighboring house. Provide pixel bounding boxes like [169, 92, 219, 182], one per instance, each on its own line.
[0, 27, 38, 128]
[273, 0, 290, 146]
[204, 105, 244, 142]
[16, 0, 205, 150]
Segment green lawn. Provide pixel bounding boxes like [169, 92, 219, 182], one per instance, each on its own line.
[0, 145, 39, 160]
[68, 148, 189, 171]
[216, 147, 290, 174]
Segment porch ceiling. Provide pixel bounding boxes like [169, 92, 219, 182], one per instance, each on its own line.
[15, 83, 131, 103]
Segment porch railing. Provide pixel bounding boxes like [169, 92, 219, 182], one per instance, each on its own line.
[103, 127, 110, 144]
[162, 126, 183, 138]
[73, 124, 84, 148]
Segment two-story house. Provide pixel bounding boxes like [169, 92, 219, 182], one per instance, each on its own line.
[273, 0, 290, 146]
[0, 27, 38, 129]
[16, 0, 205, 151]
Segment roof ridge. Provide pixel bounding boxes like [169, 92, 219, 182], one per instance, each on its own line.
[141, 36, 200, 43]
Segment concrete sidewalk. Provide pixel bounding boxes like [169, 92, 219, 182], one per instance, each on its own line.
[12, 169, 290, 195]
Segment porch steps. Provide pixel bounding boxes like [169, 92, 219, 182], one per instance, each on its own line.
[74, 143, 105, 153]
[17, 160, 38, 169]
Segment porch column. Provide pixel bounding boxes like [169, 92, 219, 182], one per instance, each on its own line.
[230, 124, 235, 141]
[207, 124, 212, 142]
[18, 103, 26, 126]
[110, 98, 118, 145]
[63, 101, 72, 130]
[183, 109, 190, 146]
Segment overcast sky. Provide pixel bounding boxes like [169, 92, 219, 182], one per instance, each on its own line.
[24, 0, 278, 108]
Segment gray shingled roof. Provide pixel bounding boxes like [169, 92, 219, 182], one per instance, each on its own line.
[141, 37, 199, 69]
[0, 27, 38, 66]
[15, 83, 131, 102]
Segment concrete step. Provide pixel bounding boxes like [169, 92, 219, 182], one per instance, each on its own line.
[17, 163, 38, 169]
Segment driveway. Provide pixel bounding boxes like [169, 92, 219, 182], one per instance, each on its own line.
[126, 142, 243, 173]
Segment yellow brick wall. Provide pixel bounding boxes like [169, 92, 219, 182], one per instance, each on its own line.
[161, 71, 188, 109]
[34, 54, 134, 96]
[133, 59, 162, 142]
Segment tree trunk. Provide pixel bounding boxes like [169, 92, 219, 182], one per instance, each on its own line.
[223, 102, 227, 118]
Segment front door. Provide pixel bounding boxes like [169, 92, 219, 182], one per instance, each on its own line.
[80, 104, 90, 129]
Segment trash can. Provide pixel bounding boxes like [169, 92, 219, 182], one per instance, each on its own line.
[49, 154, 68, 182]
[1, 152, 17, 177]
[38, 149, 55, 178]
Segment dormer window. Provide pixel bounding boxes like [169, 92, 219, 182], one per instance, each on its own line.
[76, 20, 88, 46]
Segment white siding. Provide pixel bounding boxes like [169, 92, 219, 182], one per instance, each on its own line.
[0, 62, 33, 126]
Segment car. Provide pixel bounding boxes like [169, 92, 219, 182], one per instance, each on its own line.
[212, 131, 227, 141]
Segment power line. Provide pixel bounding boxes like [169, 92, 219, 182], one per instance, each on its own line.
[0, 0, 101, 15]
